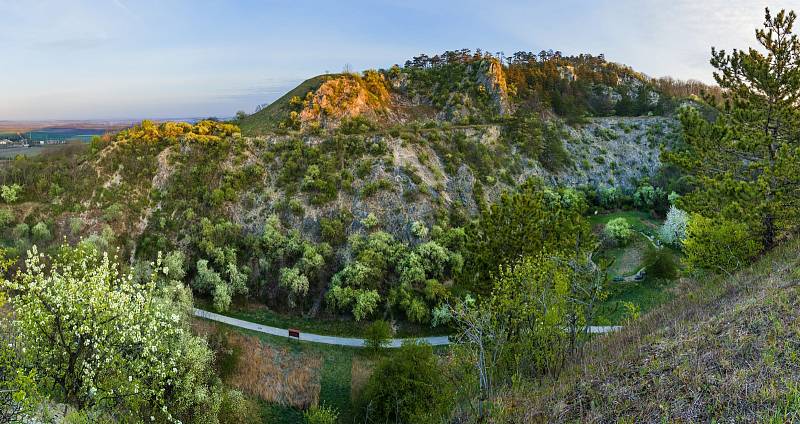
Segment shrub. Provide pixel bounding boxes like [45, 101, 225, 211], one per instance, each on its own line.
[358, 342, 451, 423]
[361, 179, 393, 198]
[31, 222, 51, 242]
[0, 184, 22, 204]
[68, 217, 84, 234]
[411, 220, 428, 238]
[361, 213, 379, 229]
[364, 320, 393, 353]
[218, 389, 261, 424]
[13, 223, 29, 239]
[603, 217, 633, 245]
[320, 216, 347, 245]
[659, 205, 689, 247]
[102, 203, 124, 222]
[683, 214, 761, 274]
[643, 247, 678, 280]
[0, 209, 13, 227]
[304, 404, 339, 424]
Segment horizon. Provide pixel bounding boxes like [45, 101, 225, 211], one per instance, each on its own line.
[2, 0, 795, 120]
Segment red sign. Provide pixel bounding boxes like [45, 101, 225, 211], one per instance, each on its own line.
[288, 329, 300, 338]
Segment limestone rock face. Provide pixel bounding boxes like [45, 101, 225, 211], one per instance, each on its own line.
[298, 74, 391, 129]
[477, 58, 512, 116]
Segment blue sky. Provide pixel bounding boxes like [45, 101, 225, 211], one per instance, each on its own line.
[0, 0, 794, 120]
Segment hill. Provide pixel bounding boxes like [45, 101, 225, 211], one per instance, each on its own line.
[507, 236, 800, 422]
[239, 75, 330, 135]
[0, 49, 699, 327]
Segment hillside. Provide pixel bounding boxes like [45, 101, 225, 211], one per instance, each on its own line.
[0, 49, 699, 327]
[509, 236, 800, 422]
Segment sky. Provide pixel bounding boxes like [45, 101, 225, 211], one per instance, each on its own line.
[0, 0, 797, 120]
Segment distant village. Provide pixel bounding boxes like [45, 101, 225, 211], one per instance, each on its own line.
[0, 136, 69, 150]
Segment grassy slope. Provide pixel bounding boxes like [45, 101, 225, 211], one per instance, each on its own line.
[238, 75, 330, 135]
[512, 237, 800, 423]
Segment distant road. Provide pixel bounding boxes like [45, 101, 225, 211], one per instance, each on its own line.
[194, 308, 621, 348]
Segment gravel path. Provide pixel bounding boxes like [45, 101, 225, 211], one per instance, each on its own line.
[194, 308, 621, 348]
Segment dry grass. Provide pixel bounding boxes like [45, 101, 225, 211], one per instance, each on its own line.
[507, 237, 800, 423]
[192, 320, 323, 409]
[350, 356, 377, 402]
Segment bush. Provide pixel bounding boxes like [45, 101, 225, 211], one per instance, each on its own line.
[218, 389, 261, 424]
[0, 184, 22, 204]
[13, 223, 29, 239]
[304, 404, 339, 424]
[31, 222, 51, 242]
[603, 217, 633, 246]
[683, 214, 761, 274]
[320, 215, 347, 246]
[0, 209, 13, 227]
[358, 342, 451, 423]
[643, 247, 678, 280]
[364, 320, 392, 353]
[659, 206, 689, 247]
[361, 213, 379, 229]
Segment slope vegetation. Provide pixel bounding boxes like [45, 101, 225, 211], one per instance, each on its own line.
[510, 237, 800, 423]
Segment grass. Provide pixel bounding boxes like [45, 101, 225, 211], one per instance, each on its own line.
[588, 209, 661, 235]
[238, 75, 331, 135]
[590, 210, 682, 325]
[595, 278, 676, 324]
[509, 236, 800, 422]
[195, 318, 365, 423]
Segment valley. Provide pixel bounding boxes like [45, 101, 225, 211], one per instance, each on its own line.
[1, 5, 799, 424]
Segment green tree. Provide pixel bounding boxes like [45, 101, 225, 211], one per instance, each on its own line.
[683, 214, 761, 274]
[666, 8, 800, 249]
[603, 217, 633, 246]
[279, 266, 309, 307]
[462, 181, 592, 296]
[633, 184, 666, 212]
[359, 342, 451, 423]
[364, 320, 393, 353]
[2, 244, 219, 422]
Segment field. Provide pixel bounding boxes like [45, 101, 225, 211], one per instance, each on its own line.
[0, 146, 49, 159]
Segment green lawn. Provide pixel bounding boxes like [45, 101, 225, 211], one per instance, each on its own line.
[588, 210, 661, 235]
[595, 278, 677, 324]
[597, 235, 650, 278]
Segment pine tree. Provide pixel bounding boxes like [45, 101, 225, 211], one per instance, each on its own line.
[667, 8, 800, 248]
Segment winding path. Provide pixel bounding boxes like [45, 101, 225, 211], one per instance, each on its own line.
[194, 308, 621, 348]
